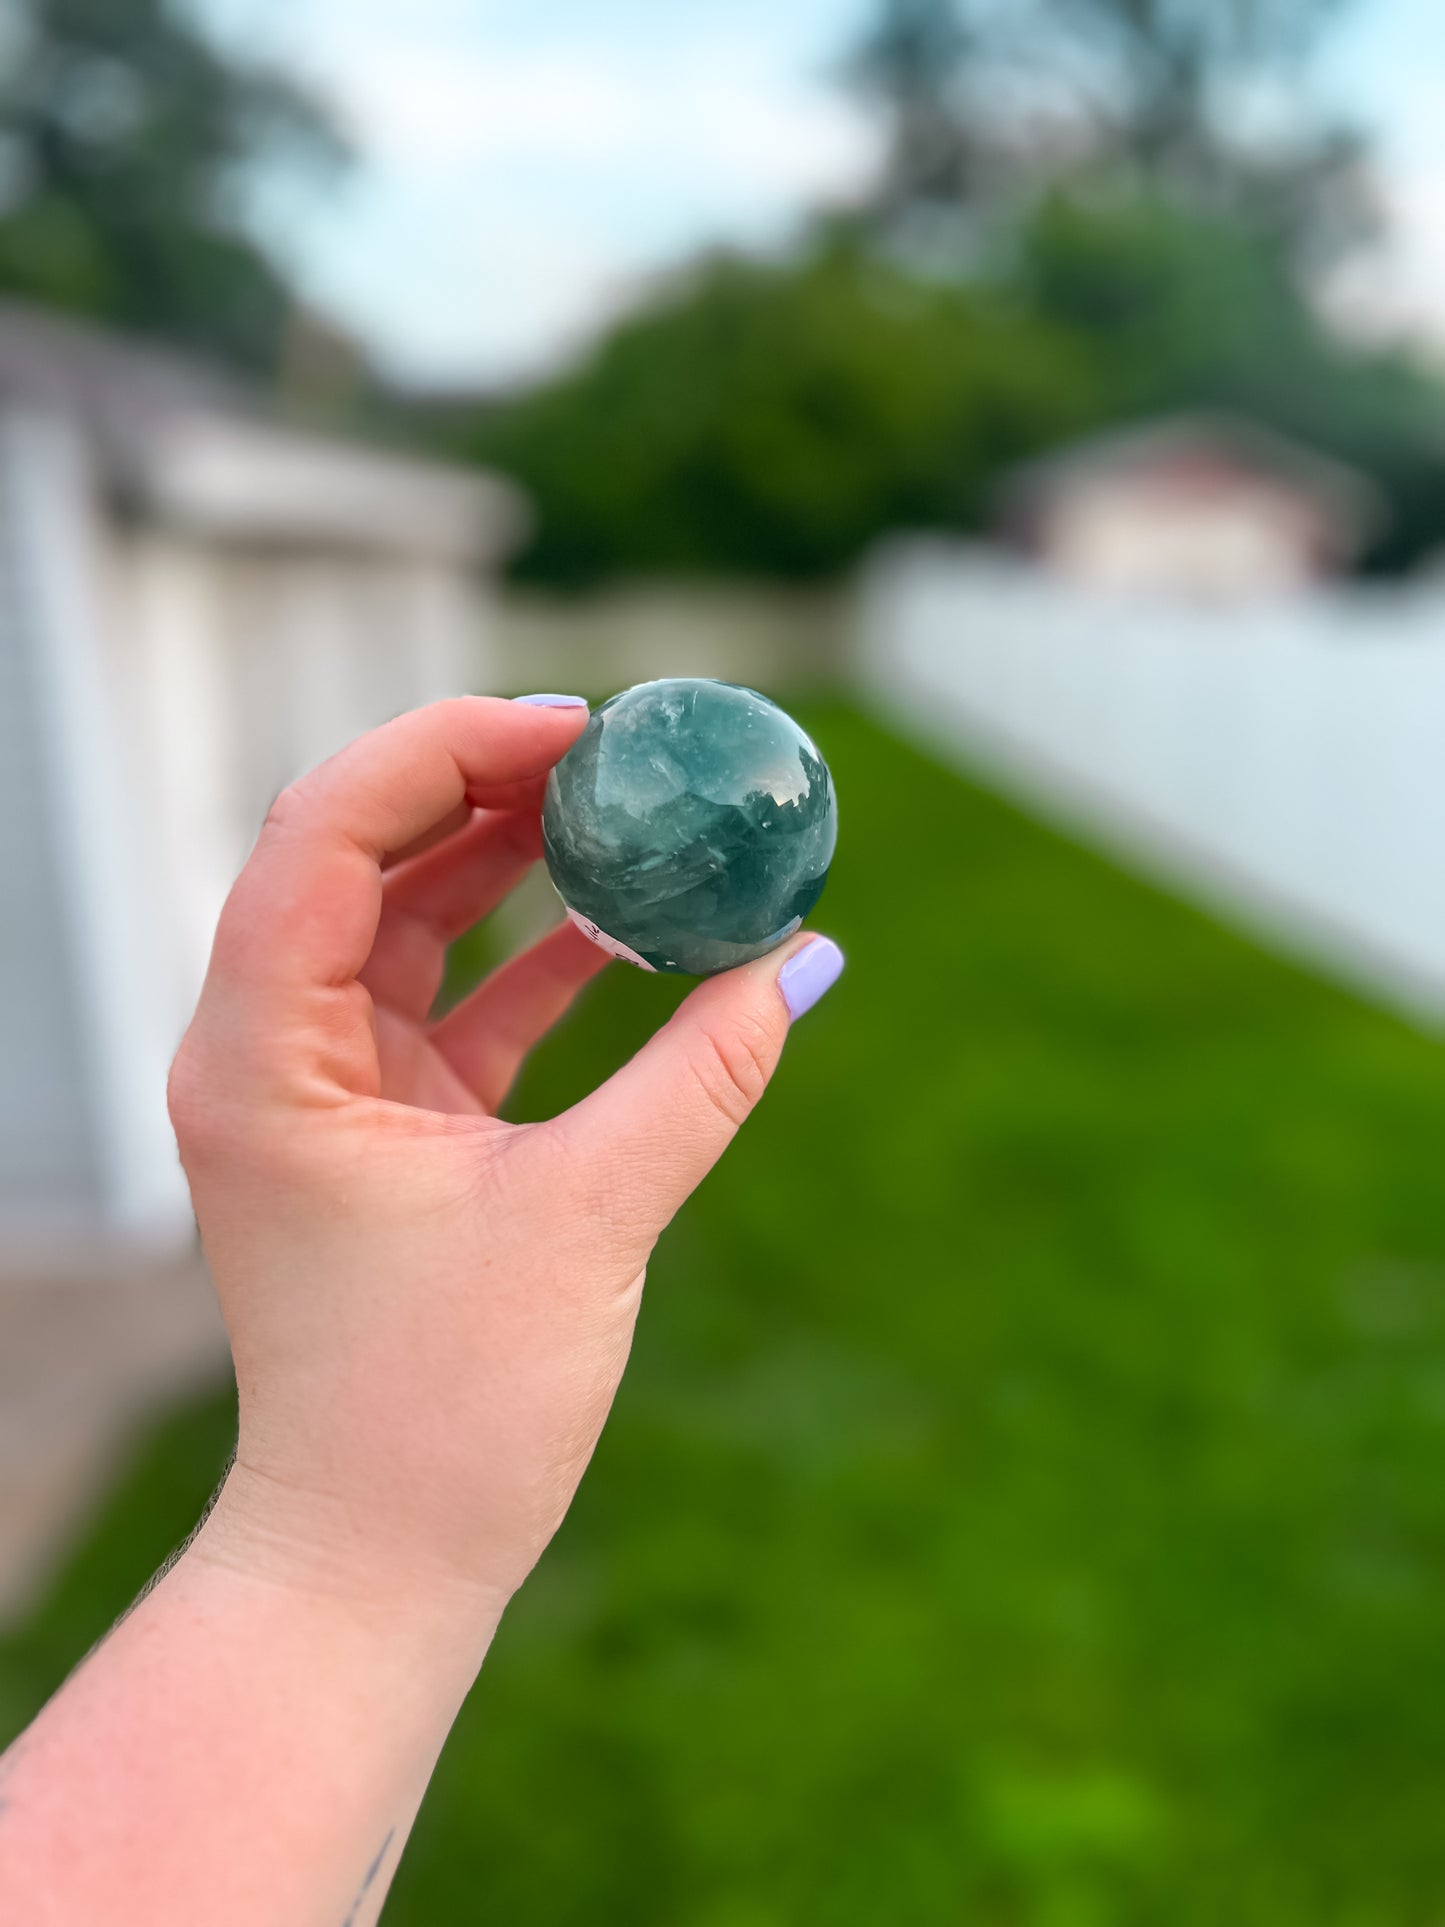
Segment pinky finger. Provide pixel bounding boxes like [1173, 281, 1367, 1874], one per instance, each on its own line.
[429, 917, 612, 1113]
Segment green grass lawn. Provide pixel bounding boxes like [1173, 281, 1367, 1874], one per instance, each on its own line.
[5, 702, 1445, 1924]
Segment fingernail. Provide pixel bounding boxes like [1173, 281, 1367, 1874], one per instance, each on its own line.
[778, 937, 845, 1021]
[514, 693, 589, 709]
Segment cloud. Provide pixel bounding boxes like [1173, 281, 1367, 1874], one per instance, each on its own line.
[325, 36, 878, 204]
[247, 8, 880, 384]
[329, 46, 634, 170]
[1320, 163, 1445, 358]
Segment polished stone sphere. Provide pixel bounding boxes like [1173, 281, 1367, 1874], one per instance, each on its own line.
[542, 678, 838, 976]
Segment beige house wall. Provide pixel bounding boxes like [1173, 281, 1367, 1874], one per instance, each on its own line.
[1038, 475, 1327, 599]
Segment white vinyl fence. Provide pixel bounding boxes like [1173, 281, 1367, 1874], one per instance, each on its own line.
[859, 543, 1445, 1023]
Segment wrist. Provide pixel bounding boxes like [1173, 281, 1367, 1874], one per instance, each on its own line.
[187, 1458, 510, 1673]
[8, 1485, 496, 1927]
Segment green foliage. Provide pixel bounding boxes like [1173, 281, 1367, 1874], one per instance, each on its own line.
[1013, 194, 1345, 416]
[1008, 191, 1445, 567]
[0, 0, 348, 370]
[469, 201, 1445, 586]
[469, 245, 1109, 587]
[9, 708, 1445, 1919]
[460, 4, 1425, 591]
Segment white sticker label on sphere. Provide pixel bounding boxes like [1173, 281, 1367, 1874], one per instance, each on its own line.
[564, 905, 657, 972]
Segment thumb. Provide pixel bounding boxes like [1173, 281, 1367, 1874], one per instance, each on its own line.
[552, 932, 845, 1241]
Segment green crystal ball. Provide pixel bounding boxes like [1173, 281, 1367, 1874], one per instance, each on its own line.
[542, 679, 838, 977]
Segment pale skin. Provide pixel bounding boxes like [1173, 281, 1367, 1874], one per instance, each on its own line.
[0, 695, 842, 1925]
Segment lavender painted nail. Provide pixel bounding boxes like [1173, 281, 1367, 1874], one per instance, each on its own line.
[514, 693, 589, 709]
[779, 937, 845, 1021]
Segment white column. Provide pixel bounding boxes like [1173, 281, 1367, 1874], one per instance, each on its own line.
[5, 411, 195, 1249]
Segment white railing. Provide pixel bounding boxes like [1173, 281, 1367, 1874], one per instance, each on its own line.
[859, 543, 1445, 1022]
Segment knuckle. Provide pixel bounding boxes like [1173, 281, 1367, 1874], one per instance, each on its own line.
[167, 1039, 309, 1189]
[166, 1038, 221, 1160]
[261, 780, 305, 839]
[687, 1014, 775, 1130]
[167, 1029, 270, 1175]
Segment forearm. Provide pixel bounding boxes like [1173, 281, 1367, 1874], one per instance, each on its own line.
[0, 1496, 499, 1927]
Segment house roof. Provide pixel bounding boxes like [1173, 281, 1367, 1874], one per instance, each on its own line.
[998, 411, 1386, 544]
[0, 299, 525, 565]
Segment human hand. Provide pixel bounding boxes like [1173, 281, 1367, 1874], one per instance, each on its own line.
[0, 693, 843, 1927]
[170, 695, 844, 1631]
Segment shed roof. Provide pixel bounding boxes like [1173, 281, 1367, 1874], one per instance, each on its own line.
[0, 299, 525, 565]
[999, 412, 1386, 543]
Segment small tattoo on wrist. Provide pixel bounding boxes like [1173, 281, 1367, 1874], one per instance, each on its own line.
[341, 1825, 396, 1926]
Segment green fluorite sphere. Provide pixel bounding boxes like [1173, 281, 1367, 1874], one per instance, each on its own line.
[542, 679, 838, 977]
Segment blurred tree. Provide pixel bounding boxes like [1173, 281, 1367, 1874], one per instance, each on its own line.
[464, 245, 1110, 588]
[1013, 192, 1412, 426]
[0, 0, 349, 372]
[1008, 191, 1445, 555]
[848, 0, 1370, 264]
[463, 200, 1444, 587]
[438, 0, 1440, 587]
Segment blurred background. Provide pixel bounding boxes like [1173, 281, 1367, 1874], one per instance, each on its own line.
[4, 0, 1445, 1918]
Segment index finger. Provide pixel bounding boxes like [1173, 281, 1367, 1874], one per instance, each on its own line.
[206, 695, 587, 1017]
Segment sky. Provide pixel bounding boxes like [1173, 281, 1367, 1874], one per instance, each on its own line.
[193, 0, 1445, 391]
